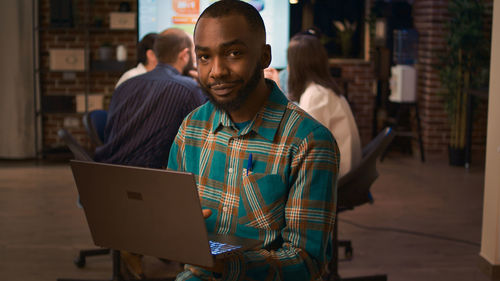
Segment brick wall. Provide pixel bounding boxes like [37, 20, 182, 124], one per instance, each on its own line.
[332, 61, 376, 146]
[39, 0, 379, 154]
[38, 0, 491, 157]
[413, 0, 492, 155]
[327, 0, 492, 154]
[38, 0, 137, 154]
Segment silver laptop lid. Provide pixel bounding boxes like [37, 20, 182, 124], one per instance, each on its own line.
[70, 160, 215, 267]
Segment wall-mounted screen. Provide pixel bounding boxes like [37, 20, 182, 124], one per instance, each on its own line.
[138, 0, 290, 69]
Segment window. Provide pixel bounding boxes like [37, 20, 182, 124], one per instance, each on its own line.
[292, 0, 369, 60]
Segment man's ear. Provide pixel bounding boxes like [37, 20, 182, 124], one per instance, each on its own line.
[146, 49, 157, 66]
[178, 47, 190, 64]
[260, 44, 272, 69]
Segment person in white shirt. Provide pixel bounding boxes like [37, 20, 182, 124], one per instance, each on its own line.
[287, 33, 362, 177]
[115, 33, 158, 88]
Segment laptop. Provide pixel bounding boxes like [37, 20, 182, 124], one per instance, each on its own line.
[70, 160, 262, 268]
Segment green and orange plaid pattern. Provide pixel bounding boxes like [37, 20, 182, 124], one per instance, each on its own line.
[168, 83, 339, 281]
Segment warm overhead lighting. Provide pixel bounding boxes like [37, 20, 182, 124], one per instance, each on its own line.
[289, 0, 298, 4]
[374, 18, 387, 46]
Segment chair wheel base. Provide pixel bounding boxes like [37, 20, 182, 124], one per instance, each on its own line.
[74, 256, 86, 268]
[344, 246, 353, 260]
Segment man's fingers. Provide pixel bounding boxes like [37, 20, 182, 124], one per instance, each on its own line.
[188, 70, 198, 79]
[202, 209, 212, 219]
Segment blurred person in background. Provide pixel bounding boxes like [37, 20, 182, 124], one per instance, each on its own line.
[115, 33, 158, 88]
[287, 33, 362, 177]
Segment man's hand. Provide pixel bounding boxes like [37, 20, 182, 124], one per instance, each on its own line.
[198, 208, 225, 273]
[202, 209, 212, 219]
[264, 67, 280, 87]
[188, 69, 199, 80]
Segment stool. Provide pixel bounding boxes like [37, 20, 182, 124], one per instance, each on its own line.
[382, 101, 425, 162]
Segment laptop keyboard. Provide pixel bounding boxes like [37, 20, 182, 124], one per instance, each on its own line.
[209, 240, 242, 255]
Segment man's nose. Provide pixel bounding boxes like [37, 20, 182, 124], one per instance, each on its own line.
[210, 57, 229, 79]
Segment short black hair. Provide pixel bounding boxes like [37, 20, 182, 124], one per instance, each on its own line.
[195, 0, 266, 43]
[137, 33, 158, 65]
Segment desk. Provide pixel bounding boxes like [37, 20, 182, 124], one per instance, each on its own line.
[465, 89, 488, 168]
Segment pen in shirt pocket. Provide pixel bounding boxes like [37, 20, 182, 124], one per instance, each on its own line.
[246, 153, 253, 176]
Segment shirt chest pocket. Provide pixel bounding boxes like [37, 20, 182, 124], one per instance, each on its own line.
[238, 173, 287, 230]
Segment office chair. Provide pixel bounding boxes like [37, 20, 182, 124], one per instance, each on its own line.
[57, 128, 112, 278]
[58, 128, 94, 162]
[82, 110, 107, 146]
[57, 128, 110, 267]
[326, 127, 395, 281]
[58, 129, 173, 281]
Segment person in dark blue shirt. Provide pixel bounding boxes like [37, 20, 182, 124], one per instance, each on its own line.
[94, 28, 206, 169]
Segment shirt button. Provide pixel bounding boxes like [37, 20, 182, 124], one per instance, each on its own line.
[228, 167, 233, 173]
[222, 207, 228, 212]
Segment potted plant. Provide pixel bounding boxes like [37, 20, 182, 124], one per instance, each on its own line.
[333, 20, 357, 58]
[439, 0, 489, 166]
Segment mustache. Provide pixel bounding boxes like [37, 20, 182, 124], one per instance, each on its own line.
[207, 79, 244, 88]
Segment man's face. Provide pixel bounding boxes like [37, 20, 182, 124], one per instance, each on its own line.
[182, 49, 195, 76]
[194, 14, 266, 112]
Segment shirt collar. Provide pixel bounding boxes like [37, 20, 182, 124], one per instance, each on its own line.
[137, 62, 146, 72]
[155, 63, 180, 75]
[210, 80, 289, 142]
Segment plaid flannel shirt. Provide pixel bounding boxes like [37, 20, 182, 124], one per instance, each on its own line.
[168, 82, 339, 281]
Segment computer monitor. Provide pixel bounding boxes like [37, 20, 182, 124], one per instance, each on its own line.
[138, 0, 290, 69]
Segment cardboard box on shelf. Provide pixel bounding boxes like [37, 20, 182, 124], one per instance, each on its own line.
[76, 94, 104, 113]
[109, 12, 136, 29]
[49, 49, 85, 71]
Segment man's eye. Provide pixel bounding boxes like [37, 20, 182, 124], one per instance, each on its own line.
[228, 51, 241, 57]
[198, 55, 209, 62]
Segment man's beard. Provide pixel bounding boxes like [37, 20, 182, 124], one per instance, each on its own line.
[182, 53, 195, 76]
[201, 63, 262, 113]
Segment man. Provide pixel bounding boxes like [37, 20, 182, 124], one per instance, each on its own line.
[167, 1, 339, 280]
[161, 28, 198, 79]
[115, 32, 158, 88]
[95, 28, 206, 169]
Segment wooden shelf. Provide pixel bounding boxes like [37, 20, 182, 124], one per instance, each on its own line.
[36, 60, 135, 73]
[90, 60, 135, 72]
[34, 0, 138, 158]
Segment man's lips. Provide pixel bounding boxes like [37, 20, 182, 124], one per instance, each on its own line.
[209, 82, 240, 96]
